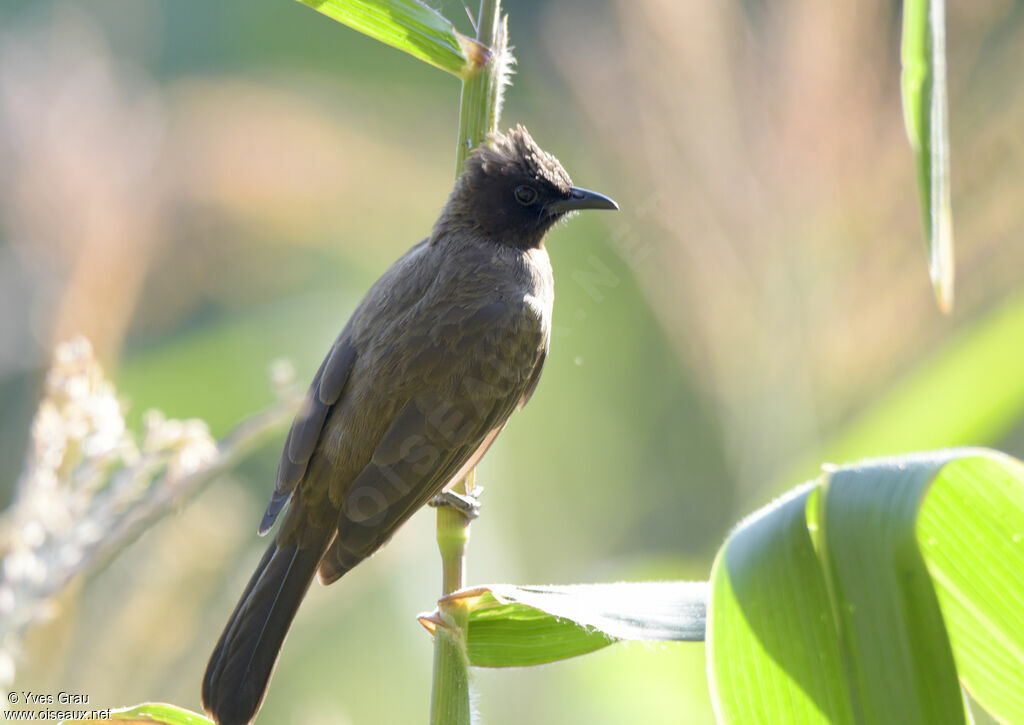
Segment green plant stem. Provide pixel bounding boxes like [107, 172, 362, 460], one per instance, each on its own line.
[428, 601, 471, 725]
[431, 468, 474, 722]
[430, 1, 507, 722]
[454, 0, 507, 172]
[436, 470, 475, 594]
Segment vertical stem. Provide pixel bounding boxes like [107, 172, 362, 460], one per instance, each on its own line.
[430, 476, 473, 724]
[430, 2, 506, 723]
[436, 469, 475, 595]
[454, 1, 507, 174]
[428, 585, 471, 725]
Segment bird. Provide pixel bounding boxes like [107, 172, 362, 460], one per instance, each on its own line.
[201, 125, 618, 725]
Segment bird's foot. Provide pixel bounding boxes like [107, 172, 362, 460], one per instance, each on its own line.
[429, 487, 484, 519]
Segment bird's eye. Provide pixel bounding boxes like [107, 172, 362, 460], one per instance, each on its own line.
[513, 185, 538, 205]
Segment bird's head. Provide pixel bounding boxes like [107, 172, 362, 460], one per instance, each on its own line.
[441, 125, 618, 248]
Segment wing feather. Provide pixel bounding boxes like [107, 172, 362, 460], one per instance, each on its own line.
[317, 389, 516, 583]
[519, 347, 547, 409]
[259, 334, 357, 535]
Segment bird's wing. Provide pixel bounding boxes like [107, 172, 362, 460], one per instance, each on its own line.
[518, 345, 547, 409]
[260, 239, 438, 535]
[259, 328, 357, 535]
[317, 386, 518, 583]
[314, 296, 548, 584]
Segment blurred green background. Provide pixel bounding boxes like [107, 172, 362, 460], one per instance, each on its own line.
[2, 1, 1023, 723]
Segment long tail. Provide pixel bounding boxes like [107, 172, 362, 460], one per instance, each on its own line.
[202, 534, 329, 725]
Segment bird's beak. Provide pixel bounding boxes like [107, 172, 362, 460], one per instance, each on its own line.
[546, 186, 619, 215]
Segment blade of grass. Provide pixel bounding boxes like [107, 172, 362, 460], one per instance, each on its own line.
[62, 703, 213, 724]
[297, 0, 487, 78]
[916, 453, 1024, 723]
[710, 448, 1024, 723]
[901, 0, 954, 313]
[707, 483, 854, 725]
[421, 582, 707, 667]
[821, 453, 966, 724]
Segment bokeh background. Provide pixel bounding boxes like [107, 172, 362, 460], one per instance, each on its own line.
[2, 0, 1024, 722]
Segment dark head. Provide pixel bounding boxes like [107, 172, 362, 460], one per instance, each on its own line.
[437, 125, 618, 248]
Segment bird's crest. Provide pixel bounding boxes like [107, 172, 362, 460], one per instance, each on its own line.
[470, 125, 572, 195]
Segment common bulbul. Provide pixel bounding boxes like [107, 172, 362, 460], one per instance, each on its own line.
[201, 125, 617, 724]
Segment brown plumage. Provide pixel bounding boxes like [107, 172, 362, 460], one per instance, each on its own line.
[201, 125, 617, 725]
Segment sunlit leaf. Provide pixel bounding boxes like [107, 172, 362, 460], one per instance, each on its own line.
[820, 453, 964, 723]
[707, 483, 854, 724]
[917, 453, 1024, 723]
[296, 0, 486, 78]
[62, 703, 212, 724]
[420, 582, 707, 667]
[709, 448, 1024, 724]
[901, 0, 954, 312]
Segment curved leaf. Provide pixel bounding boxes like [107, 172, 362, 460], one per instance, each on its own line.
[707, 483, 854, 724]
[297, 0, 485, 78]
[821, 452, 965, 723]
[917, 453, 1024, 722]
[709, 448, 1024, 724]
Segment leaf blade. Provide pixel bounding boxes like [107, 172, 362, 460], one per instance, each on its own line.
[822, 452, 966, 724]
[712, 448, 1024, 723]
[428, 582, 707, 668]
[297, 0, 481, 77]
[62, 703, 213, 724]
[901, 0, 954, 312]
[917, 453, 1024, 723]
[707, 483, 854, 725]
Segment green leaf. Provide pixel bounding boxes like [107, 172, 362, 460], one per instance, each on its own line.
[707, 483, 855, 724]
[62, 703, 213, 724]
[821, 453, 964, 723]
[901, 0, 954, 313]
[709, 448, 1024, 724]
[296, 0, 485, 78]
[917, 453, 1024, 723]
[422, 582, 707, 668]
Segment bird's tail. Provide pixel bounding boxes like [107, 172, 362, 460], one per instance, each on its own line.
[202, 532, 329, 725]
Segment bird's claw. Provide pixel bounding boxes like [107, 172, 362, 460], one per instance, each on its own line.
[429, 487, 484, 519]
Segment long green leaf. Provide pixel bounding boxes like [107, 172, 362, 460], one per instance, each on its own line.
[421, 582, 707, 668]
[707, 483, 854, 724]
[297, 0, 485, 78]
[917, 453, 1024, 723]
[821, 453, 965, 723]
[901, 0, 954, 312]
[62, 703, 212, 724]
[709, 448, 1024, 724]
